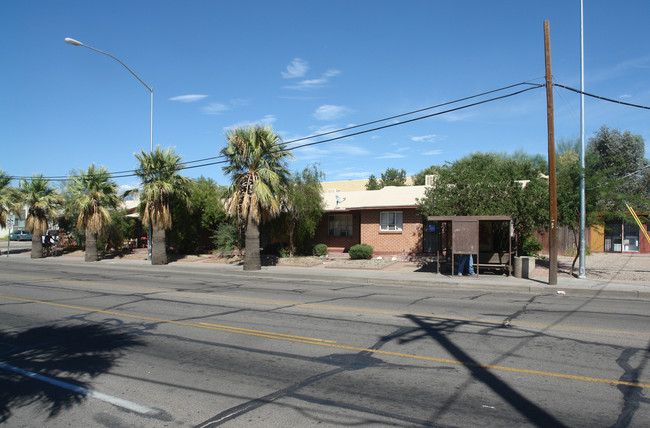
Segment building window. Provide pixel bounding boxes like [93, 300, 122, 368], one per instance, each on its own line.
[329, 214, 353, 237]
[380, 211, 403, 231]
[604, 220, 640, 252]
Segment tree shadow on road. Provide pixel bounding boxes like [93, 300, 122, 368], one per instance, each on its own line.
[0, 324, 143, 423]
[397, 315, 569, 428]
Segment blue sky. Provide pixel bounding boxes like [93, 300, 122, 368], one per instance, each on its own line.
[2, 1, 649, 190]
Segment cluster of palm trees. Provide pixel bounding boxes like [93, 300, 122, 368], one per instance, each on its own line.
[1, 125, 292, 270]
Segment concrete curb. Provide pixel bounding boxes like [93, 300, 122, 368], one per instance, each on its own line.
[2, 253, 649, 300]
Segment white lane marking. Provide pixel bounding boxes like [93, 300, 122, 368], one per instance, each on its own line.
[0, 362, 161, 416]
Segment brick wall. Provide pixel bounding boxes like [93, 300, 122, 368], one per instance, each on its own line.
[360, 208, 423, 255]
[314, 212, 360, 252]
[315, 208, 423, 255]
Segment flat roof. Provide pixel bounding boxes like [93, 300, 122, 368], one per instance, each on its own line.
[323, 185, 427, 211]
[427, 215, 512, 221]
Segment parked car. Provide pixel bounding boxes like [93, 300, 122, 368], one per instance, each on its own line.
[10, 229, 32, 241]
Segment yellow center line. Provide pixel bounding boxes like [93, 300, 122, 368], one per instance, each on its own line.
[1, 293, 649, 389]
[198, 322, 336, 343]
[2, 272, 649, 337]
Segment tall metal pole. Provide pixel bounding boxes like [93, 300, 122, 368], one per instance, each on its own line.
[544, 21, 558, 285]
[578, 0, 587, 278]
[64, 38, 153, 261]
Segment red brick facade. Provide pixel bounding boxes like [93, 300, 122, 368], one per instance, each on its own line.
[314, 208, 424, 255]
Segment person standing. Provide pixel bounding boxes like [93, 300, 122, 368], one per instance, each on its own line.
[458, 254, 476, 276]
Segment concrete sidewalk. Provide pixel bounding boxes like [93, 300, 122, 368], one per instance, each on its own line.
[6, 250, 649, 300]
[221, 261, 650, 299]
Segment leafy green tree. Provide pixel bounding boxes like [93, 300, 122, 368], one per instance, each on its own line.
[366, 168, 408, 190]
[556, 139, 609, 273]
[98, 210, 136, 252]
[66, 165, 121, 262]
[587, 126, 650, 211]
[283, 165, 325, 255]
[212, 221, 242, 254]
[15, 175, 63, 258]
[168, 176, 229, 253]
[417, 152, 549, 255]
[131, 146, 192, 265]
[220, 125, 292, 270]
[365, 174, 381, 190]
[381, 167, 407, 187]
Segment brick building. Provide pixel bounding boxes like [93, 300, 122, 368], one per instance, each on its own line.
[314, 186, 427, 255]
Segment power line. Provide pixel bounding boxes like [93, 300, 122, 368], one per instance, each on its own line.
[19, 78, 632, 182]
[554, 83, 650, 110]
[173, 79, 546, 166]
[278, 84, 545, 154]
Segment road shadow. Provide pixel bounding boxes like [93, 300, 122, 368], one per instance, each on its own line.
[398, 315, 568, 428]
[0, 324, 143, 423]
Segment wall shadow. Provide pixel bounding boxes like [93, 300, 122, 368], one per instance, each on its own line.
[0, 324, 143, 423]
[399, 315, 568, 428]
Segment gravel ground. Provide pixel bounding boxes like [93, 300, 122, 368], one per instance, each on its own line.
[58, 248, 649, 283]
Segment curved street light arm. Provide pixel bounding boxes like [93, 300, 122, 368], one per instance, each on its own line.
[65, 39, 152, 93]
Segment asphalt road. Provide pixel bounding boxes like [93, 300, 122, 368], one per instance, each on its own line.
[0, 257, 648, 427]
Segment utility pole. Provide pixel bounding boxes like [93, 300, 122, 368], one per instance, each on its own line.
[578, 0, 587, 278]
[544, 20, 558, 285]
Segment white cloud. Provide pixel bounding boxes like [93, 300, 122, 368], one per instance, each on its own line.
[292, 142, 368, 162]
[411, 134, 438, 143]
[331, 143, 368, 156]
[313, 105, 350, 121]
[169, 94, 208, 103]
[225, 115, 277, 130]
[374, 153, 407, 159]
[442, 112, 472, 122]
[324, 69, 341, 78]
[285, 68, 342, 90]
[282, 58, 309, 79]
[422, 150, 443, 155]
[202, 102, 230, 115]
[230, 98, 250, 107]
[201, 99, 249, 115]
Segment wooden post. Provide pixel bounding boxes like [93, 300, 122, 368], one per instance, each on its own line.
[544, 21, 558, 285]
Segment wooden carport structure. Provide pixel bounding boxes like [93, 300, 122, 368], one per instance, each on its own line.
[425, 216, 513, 276]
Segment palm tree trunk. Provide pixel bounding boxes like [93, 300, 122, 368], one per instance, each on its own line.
[243, 215, 261, 271]
[85, 229, 98, 262]
[152, 226, 167, 265]
[31, 233, 43, 259]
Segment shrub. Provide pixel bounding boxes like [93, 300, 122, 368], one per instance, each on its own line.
[313, 244, 328, 257]
[521, 236, 543, 256]
[212, 222, 240, 253]
[349, 244, 373, 260]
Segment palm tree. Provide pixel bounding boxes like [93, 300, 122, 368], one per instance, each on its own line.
[0, 170, 13, 229]
[132, 146, 191, 265]
[15, 175, 63, 258]
[67, 165, 121, 262]
[220, 125, 292, 271]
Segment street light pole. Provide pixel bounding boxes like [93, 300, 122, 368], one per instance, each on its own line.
[65, 37, 153, 260]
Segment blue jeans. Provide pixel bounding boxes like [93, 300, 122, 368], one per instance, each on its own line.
[458, 255, 475, 275]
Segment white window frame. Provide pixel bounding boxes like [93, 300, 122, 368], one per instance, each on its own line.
[380, 211, 403, 231]
[328, 214, 353, 237]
